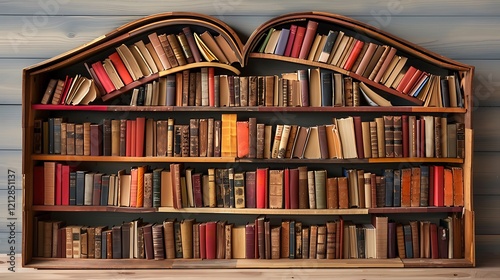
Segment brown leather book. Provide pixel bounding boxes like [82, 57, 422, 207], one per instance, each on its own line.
[239, 76, 249, 106]
[326, 177, 339, 209]
[356, 170, 365, 208]
[152, 223, 165, 260]
[316, 225, 327, 259]
[281, 220, 290, 258]
[145, 118, 155, 157]
[248, 76, 258, 106]
[256, 123, 265, 159]
[264, 75, 275, 106]
[189, 118, 199, 157]
[156, 120, 167, 157]
[309, 225, 318, 259]
[118, 119, 126, 156]
[181, 219, 194, 258]
[409, 221, 420, 258]
[411, 167, 421, 207]
[167, 34, 187, 66]
[302, 227, 310, 259]
[270, 226, 281, 259]
[419, 220, 431, 258]
[142, 223, 154, 260]
[158, 33, 179, 68]
[326, 221, 336, 259]
[375, 117, 385, 158]
[170, 163, 183, 209]
[110, 120, 120, 156]
[401, 168, 412, 207]
[143, 172, 153, 208]
[199, 118, 208, 157]
[362, 121, 371, 158]
[269, 169, 284, 209]
[83, 122, 91, 156]
[225, 223, 233, 259]
[43, 161, 56, 205]
[292, 126, 310, 159]
[284, 124, 299, 159]
[264, 125, 272, 159]
[248, 117, 257, 158]
[180, 125, 190, 157]
[396, 223, 406, 258]
[216, 220, 227, 259]
[162, 219, 176, 259]
[65, 122, 75, 156]
[353, 116, 364, 159]
[393, 116, 403, 157]
[338, 177, 349, 209]
[297, 166, 309, 209]
[295, 221, 303, 259]
[383, 116, 394, 157]
[148, 32, 170, 70]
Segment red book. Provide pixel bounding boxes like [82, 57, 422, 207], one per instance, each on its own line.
[55, 163, 62, 205]
[126, 120, 132, 157]
[131, 120, 137, 157]
[58, 75, 71, 104]
[284, 168, 290, 209]
[205, 221, 217, 259]
[395, 66, 417, 92]
[433, 166, 444, 206]
[430, 223, 439, 259]
[283, 25, 298, 57]
[402, 70, 423, 94]
[402, 115, 409, 157]
[135, 117, 145, 157]
[108, 52, 133, 85]
[289, 168, 299, 209]
[236, 121, 249, 158]
[256, 168, 268, 208]
[61, 165, 70, 206]
[199, 223, 206, 259]
[91, 61, 115, 94]
[129, 167, 138, 207]
[192, 173, 203, 207]
[33, 165, 45, 205]
[208, 67, 215, 106]
[343, 40, 365, 71]
[245, 171, 256, 208]
[245, 223, 256, 259]
[353, 116, 364, 159]
[298, 21, 319, 59]
[290, 26, 306, 58]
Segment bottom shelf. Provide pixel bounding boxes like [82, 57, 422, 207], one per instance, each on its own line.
[27, 257, 473, 269]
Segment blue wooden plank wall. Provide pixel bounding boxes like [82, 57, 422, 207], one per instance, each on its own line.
[1, 0, 499, 254]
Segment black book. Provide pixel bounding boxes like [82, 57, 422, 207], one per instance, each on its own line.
[100, 174, 110, 206]
[69, 171, 77, 205]
[75, 170, 87, 206]
[112, 225, 122, 259]
[137, 86, 145, 106]
[289, 220, 296, 259]
[121, 223, 130, 259]
[102, 119, 111, 156]
[384, 169, 394, 207]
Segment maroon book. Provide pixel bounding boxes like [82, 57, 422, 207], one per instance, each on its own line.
[192, 173, 203, 207]
[284, 168, 290, 209]
[245, 171, 256, 208]
[199, 223, 206, 259]
[245, 223, 255, 259]
[430, 223, 439, 259]
[289, 168, 299, 209]
[387, 221, 397, 258]
[298, 21, 319, 59]
[402, 115, 409, 157]
[90, 124, 103, 156]
[205, 221, 217, 259]
[61, 164, 70, 206]
[33, 165, 45, 205]
[353, 116, 364, 159]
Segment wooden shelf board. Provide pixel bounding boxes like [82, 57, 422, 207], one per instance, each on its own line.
[31, 104, 466, 113]
[158, 62, 241, 77]
[31, 155, 236, 163]
[157, 207, 369, 215]
[32, 205, 157, 213]
[27, 257, 404, 269]
[368, 157, 464, 164]
[402, 258, 474, 268]
[369, 206, 463, 214]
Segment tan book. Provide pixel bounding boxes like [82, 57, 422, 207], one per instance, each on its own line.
[145, 42, 165, 72]
[281, 220, 290, 258]
[231, 225, 246, 259]
[148, 32, 170, 70]
[375, 117, 385, 158]
[50, 79, 66, 105]
[221, 114, 237, 157]
[307, 34, 322, 61]
[43, 162, 56, 205]
[271, 124, 283, 159]
[41, 79, 58, 104]
[83, 122, 91, 156]
[214, 34, 239, 64]
[269, 169, 284, 209]
[162, 219, 176, 259]
[313, 34, 328, 62]
[264, 125, 273, 159]
[362, 121, 372, 158]
[303, 126, 321, 159]
[271, 226, 281, 259]
[166, 34, 187, 66]
[384, 56, 408, 88]
[160, 170, 173, 207]
[193, 33, 217, 62]
[180, 219, 194, 258]
[225, 223, 233, 259]
[308, 67, 321, 107]
[116, 44, 143, 80]
[208, 168, 217, 207]
[264, 29, 281, 54]
[199, 31, 229, 64]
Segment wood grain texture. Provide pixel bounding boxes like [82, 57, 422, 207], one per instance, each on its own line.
[3, 0, 500, 16]
[475, 195, 500, 235]
[474, 108, 500, 152]
[474, 152, 500, 196]
[0, 58, 44, 104]
[2, 16, 500, 59]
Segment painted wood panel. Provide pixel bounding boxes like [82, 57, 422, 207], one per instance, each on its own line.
[2, 15, 500, 59]
[0, 150, 22, 189]
[474, 107, 500, 152]
[3, 0, 500, 16]
[474, 152, 500, 196]
[0, 59, 44, 104]
[0, 106, 22, 150]
[475, 195, 500, 235]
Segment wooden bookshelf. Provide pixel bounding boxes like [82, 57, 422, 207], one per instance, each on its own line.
[22, 11, 475, 269]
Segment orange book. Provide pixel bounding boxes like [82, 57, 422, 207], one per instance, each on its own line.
[130, 167, 138, 207]
[135, 117, 146, 157]
[410, 167, 421, 207]
[236, 121, 249, 158]
[443, 168, 454, 207]
[343, 40, 365, 71]
[400, 168, 411, 207]
[136, 166, 146, 207]
[108, 52, 133, 85]
[452, 167, 464, 207]
[221, 114, 237, 157]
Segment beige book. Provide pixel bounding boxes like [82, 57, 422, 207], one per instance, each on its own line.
[362, 121, 372, 158]
[214, 34, 239, 64]
[135, 40, 159, 73]
[232, 225, 246, 259]
[384, 56, 408, 88]
[119, 174, 131, 207]
[199, 31, 229, 64]
[303, 126, 321, 159]
[327, 31, 345, 64]
[359, 82, 392, 106]
[264, 29, 281, 54]
[379, 55, 400, 84]
[277, 124, 291, 159]
[129, 44, 153, 76]
[307, 34, 322, 61]
[116, 44, 143, 80]
[102, 58, 123, 89]
[313, 35, 328, 61]
[271, 124, 284, 159]
[145, 42, 164, 72]
[330, 35, 350, 66]
[375, 117, 385, 158]
[308, 68, 321, 107]
[160, 170, 173, 207]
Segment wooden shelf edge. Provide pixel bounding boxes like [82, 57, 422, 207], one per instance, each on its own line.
[31, 155, 236, 163]
[30, 155, 462, 164]
[26, 257, 404, 269]
[31, 104, 467, 113]
[369, 206, 463, 214]
[157, 207, 369, 215]
[248, 53, 424, 106]
[402, 258, 474, 268]
[32, 205, 157, 213]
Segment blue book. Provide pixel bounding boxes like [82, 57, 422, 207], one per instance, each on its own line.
[75, 170, 87, 206]
[393, 169, 401, 207]
[420, 165, 429, 206]
[289, 220, 296, 259]
[100, 174, 110, 206]
[274, 28, 290, 56]
[403, 224, 413, 258]
[384, 169, 394, 207]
